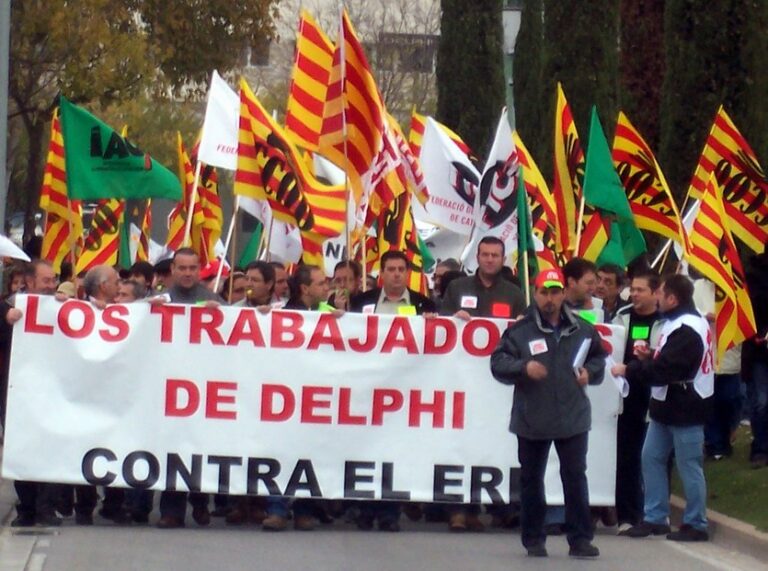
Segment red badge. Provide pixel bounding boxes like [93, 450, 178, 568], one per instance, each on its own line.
[491, 303, 511, 318]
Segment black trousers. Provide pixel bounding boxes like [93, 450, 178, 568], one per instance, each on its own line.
[159, 491, 209, 519]
[615, 386, 650, 526]
[14, 481, 57, 519]
[518, 432, 592, 548]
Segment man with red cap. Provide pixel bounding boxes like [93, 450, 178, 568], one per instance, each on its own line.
[491, 267, 607, 559]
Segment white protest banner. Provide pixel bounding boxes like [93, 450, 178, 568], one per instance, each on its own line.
[3, 296, 624, 505]
[197, 70, 240, 170]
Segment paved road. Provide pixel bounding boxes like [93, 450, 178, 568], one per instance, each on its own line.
[1, 514, 766, 571]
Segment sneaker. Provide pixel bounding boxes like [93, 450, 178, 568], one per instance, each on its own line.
[617, 522, 634, 536]
[622, 521, 671, 538]
[36, 512, 63, 527]
[569, 540, 600, 558]
[262, 514, 288, 531]
[667, 524, 709, 542]
[526, 544, 548, 557]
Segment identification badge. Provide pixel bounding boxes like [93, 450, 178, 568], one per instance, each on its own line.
[362, 304, 376, 315]
[317, 301, 335, 313]
[631, 325, 650, 340]
[460, 295, 478, 309]
[397, 305, 417, 316]
[529, 339, 548, 355]
[491, 303, 511, 318]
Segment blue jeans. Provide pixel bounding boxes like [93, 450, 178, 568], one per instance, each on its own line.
[705, 373, 742, 456]
[642, 421, 707, 531]
[747, 361, 768, 459]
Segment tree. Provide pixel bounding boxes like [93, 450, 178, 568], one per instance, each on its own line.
[542, 1, 620, 150]
[8, 0, 278, 241]
[512, 0, 546, 169]
[619, 0, 665, 151]
[436, 0, 506, 160]
[658, 0, 768, 201]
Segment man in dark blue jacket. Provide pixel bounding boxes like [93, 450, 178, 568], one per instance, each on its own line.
[491, 268, 606, 558]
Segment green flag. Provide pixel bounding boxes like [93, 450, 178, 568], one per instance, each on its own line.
[583, 107, 646, 266]
[118, 207, 133, 269]
[516, 168, 538, 302]
[238, 222, 264, 267]
[59, 96, 181, 202]
[417, 234, 435, 273]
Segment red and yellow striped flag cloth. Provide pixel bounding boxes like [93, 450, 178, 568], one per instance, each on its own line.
[388, 113, 429, 206]
[135, 200, 152, 263]
[39, 110, 84, 273]
[75, 199, 124, 274]
[285, 10, 334, 151]
[688, 106, 768, 253]
[612, 112, 688, 252]
[319, 10, 385, 204]
[408, 110, 473, 159]
[552, 83, 583, 255]
[193, 143, 224, 265]
[514, 132, 562, 272]
[168, 134, 206, 256]
[236, 79, 346, 243]
[686, 172, 756, 362]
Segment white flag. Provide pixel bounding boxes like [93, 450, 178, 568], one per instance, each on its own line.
[239, 196, 302, 265]
[198, 70, 240, 170]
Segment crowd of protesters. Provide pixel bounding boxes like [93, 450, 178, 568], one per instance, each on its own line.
[0, 237, 766, 559]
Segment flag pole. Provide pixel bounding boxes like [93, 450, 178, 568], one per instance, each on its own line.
[264, 214, 275, 262]
[183, 159, 203, 247]
[574, 193, 586, 256]
[228, 200, 239, 301]
[66, 200, 78, 276]
[213, 195, 240, 294]
[522, 248, 530, 304]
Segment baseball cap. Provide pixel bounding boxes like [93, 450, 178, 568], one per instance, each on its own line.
[533, 269, 565, 289]
[199, 259, 230, 281]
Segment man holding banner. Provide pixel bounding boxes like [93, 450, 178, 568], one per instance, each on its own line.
[491, 268, 606, 558]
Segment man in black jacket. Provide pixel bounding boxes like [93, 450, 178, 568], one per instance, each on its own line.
[491, 268, 606, 558]
[612, 274, 714, 542]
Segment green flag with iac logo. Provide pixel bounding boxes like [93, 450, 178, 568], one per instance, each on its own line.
[59, 96, 181, 202]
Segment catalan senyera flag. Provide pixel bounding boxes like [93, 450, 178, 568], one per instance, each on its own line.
[319, 10, 385, 204]
[688, 106, 768, 253]
[285, 10, 335, 151]
[686, 172, 756, 362]
[408, 110, 473, 160]
[170, 134, 206, 257]
[236, 79, 347, 253]
[514, 132, 562, 273]
[552, 83, 583, 254]
[136, 200, 152, 263]
[613, 111, 689, 252]
[75, 199, 125, 274]
[192, 143, 223, 265]
[40, 110, 84, 273]
[388, 113, 428, 206]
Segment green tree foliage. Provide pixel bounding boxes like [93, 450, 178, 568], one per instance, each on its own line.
[619, 0, 665, 151]
[436, 0, 506, 160]
[543, 0, 620, 151]
[8, 0, 278, 240]
[512, 0, 547, 166]
[658, 0, 768, 202]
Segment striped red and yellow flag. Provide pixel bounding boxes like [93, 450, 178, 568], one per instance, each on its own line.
[192, 143, 223, 265]
[408, 110, 473, 159]
[514, 132, 562, 272]
[552, 83, 583, 255]
[236, 79, 346, 243]
[170, 134, 206, 256]
[688, 106, 768, 253]
[136, 200, 152, 263]
[686, 172, 756, 362]
[577, 214, 611, 262]
[388, 113, 429, 206]
[75, 199, 124, 274]
[285, 10, 335, 151]
[613, 112, 688, 252]
[319, 10, 384, 204]
[40, 109, 83, 273]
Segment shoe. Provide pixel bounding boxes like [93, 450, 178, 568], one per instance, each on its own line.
[262, 514, 288, 531]
[11, 514, 36, 527]
[378, 520, 401, 532]
[56, 504, 74, 518]
[131, 512, 150, 524]
[156, 515, 185, 529]
[623, 521, 671, 538]
[402, 503, 423, 522]
[294, 515, 316, 531]
[600, 507, 618, 527]
[667, 524, 709, 542]
[617, 522, 633, 536]
[36, 512, 63, 527]
[448, 512, 467, 532]
[569, 540, 600, 558]
[465, 513, 486, 532]
[99, 508, 132, 525]
[356, 515, 374, 531]
[192, 506, 211, 526]
[526, 544, 548, 557]
[225, 506, 247, 525]
[248, 506, 267, 524]
[75, 513, 94, 526]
